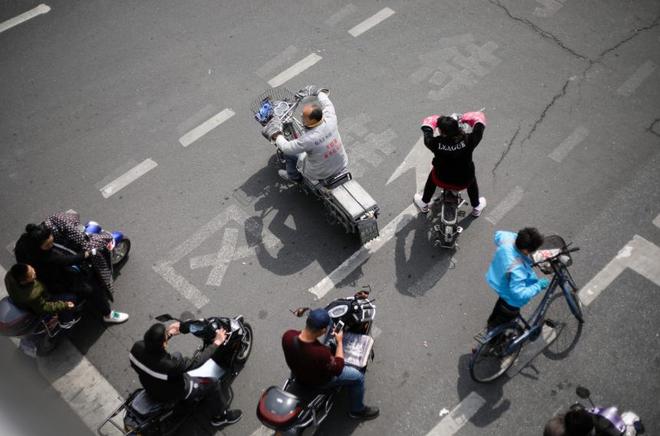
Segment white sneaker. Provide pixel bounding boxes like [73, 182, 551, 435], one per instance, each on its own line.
[413, 193, 429, 213]
[471, 197, 487, 217]
[103, 310, 129, 324]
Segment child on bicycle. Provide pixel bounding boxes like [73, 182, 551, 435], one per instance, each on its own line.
[485, 228, 550, 330]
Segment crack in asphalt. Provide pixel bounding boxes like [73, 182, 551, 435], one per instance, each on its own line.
[521, 78, 572, 146]
[596, 16, 660, 61]
[492, 124, 521, 175]
[487, 0, 589, 60]
[648, 119, 660, 139]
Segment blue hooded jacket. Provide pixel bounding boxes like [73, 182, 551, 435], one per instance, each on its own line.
[485, 231, 544, 308]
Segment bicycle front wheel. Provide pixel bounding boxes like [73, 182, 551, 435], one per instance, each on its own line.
[561, 265, 584, 323]
[469, 326, 522, 383]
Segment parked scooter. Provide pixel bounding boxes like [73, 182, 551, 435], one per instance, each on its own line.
[257, 289, 376, 435]
[251, 87, 380, 245]
[99, 313, 253, 436]
[0, 218, 131, 356]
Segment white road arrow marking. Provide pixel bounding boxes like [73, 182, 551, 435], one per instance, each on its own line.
[386, 136, 429, 192]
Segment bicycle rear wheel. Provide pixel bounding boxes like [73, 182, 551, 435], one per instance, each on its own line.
[469, 325, 523, 383]
[560, 265, 584, 323]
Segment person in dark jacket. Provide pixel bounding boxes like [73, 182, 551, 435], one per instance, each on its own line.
[129, 322, 242, 428]
[413, 112, 487, 217]
[4, 263, 78, 325]
[282, 308, 379, 420]
[14, 223, 128, 324]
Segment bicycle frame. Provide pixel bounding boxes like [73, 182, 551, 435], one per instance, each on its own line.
[488, 261, 572, 355]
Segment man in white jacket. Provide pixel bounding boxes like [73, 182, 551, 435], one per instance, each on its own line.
[262, 86, 348, 182]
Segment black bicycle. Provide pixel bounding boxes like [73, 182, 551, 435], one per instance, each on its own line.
[469, 235, 583, 383]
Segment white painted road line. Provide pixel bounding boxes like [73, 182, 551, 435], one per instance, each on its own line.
[249, 425, 273, 436]
[348, 7, 395, 37]
[616, 61, 657, 97]
[256, 45, 298, 78]
[579, 234, 660, 306]
[653, 213, 660, 229]
[100, 158, 158, 198]
[268, 53, 323, 88]
[309, 205, 417, 299]
[0, 264, 124, 436]
[548, 126, 589, 162]
[485, 186, 524, 225]
[179, 108, 235, 147]
[426, 391, 486, 435]
[0, 3, 50, 34]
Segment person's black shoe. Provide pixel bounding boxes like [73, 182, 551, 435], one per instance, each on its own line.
[348, 406, 380, 420]
[210, 409, 243, 427]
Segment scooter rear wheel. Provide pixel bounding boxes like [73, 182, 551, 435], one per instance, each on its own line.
[111, 238, 131, 268]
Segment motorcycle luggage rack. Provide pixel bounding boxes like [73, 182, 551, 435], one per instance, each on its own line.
[97, 397, 132, 436]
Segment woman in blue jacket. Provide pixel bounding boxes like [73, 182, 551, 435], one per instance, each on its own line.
[485, 228, 549, 329]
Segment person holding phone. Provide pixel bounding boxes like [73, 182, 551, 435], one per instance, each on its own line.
[281, 308, 379, 420]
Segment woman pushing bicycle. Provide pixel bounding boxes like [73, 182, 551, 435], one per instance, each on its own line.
[485, 227, 550, 330]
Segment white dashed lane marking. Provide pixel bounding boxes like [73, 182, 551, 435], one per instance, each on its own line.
[178, 108, 235, 147]
[348, 7, 395, 37]
[99, 158, 158, 199]
[267, 53, 323, 87]
[485, 186, 524, 225]
[616, 61, 657, 97]
[326, 4, 358, 26]
[548, 126, 589, 163]
[0, 3, 50, 34]
[426, 391, 486, 435]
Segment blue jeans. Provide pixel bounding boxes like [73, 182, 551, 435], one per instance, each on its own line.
[324, 365, 365, 413]
[284, 154, 303, 181]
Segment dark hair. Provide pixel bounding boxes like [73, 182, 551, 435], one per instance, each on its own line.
[564, 409, 594, 435]
[515, 227, 544, 252]
[438, 116, 460, 138]
[309, 105, 323, 122]
[144, 323, 167, 353]
[543, 415, 566, 436]
[24, 223, 52, 247]
[9, 263, 30, 282]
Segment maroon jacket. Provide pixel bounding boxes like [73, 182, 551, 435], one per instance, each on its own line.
[282, 330, 344, 386]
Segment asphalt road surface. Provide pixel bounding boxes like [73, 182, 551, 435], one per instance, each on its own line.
[1, 1, 659, 435]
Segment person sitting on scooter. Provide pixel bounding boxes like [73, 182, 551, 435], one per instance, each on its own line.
[413, 112, 487, 216]
[129, 322, 242, 428]
[485, 228, 550, 330]
[4, 263, 79, 327]
[14, 223, 128, 324]
[282, 308, 379, 420]
[261, 85, 348, 183]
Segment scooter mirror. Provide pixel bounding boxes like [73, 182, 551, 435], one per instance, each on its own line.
[575, 386, 591, 399]
[155, 314, 174, 322]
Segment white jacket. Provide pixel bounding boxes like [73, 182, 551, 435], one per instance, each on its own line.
[275, 92, 348, 180]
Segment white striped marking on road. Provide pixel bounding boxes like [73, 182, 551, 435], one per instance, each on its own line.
[506, 324, 557, 377]
[178, 108, 235, 147]
[425, 391, 486, 435]
[249, 425, 273, 436]
[348, 7, 395, 37]
[616, 61, 657, 97]
[100, 158, 158, 199]
[326, 4, 358, 26]
[653, 213, 660, 229]
[578, 234, 660, 306]
[485, 186, 524, 225]
[548, 126, 589, 163]
[309, 205, 417, 299]
[256, 45, 298, 78]
[268, 53, 323, 88]
[0, 264, 125, 435]
[0, 3, 50, 34]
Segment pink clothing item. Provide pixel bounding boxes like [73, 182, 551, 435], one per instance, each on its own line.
[421, 114, 441, 129]
[460, 111, 487, 127]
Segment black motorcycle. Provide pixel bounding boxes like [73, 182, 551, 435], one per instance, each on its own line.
[257, 289, 376, 435]
[99, 314, 253, 436]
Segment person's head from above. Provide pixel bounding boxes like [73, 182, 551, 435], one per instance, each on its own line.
[564, 408, 595, 436]
[437, 116, 461, 139]
[543, 414, 566, 436]
[302, 102, 323, 129]
[25, 223, 54, 251]
[515, 227, 544, 255]
[9, 263, 37, 285]
[144, 323, 168, 353]
[304, 308, 331, 338]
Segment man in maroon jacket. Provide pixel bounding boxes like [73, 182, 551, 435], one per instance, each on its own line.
[282, 308, 379, 420]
